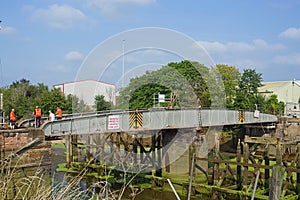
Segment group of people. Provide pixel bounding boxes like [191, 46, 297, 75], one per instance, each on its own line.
[48, 107, 62, 122]
[9, 106, 63, 129]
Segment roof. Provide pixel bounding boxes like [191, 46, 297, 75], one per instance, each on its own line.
[259, 80, 300, 93]
[53, 79, 116, 88]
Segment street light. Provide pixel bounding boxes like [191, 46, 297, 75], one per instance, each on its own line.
[122, 39, 125, 88]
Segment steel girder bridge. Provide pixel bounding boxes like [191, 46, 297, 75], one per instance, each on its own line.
[40, 108, 285, 199]
[41, 108, 277, 136]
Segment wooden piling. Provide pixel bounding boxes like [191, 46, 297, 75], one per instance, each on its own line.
[156, 132, 162, 177]
[243, 142, 249, 186]
[86, 134, 92, 162]
[140, 136, 144, 162]
[269, 138, 285, 200]
[213, 144, 219, 185]
[133, 135, 138, 163]
[264, 147, 270, 189]
[94, 133, 102, 163]
[276, 138, 282, 165]
[71, 135, 78, 162]
[65, 134, 71, 168]
[269, 164, 286, 200]
[151, 133, 156, 169]
[236, 139, 242, 190]
[296, 143, 300, 194]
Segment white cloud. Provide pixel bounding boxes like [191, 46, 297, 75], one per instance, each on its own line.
[0, 26, 16, 34]
[64, 51, 84, 61]
[30, 4, 88, 30]
[279, 27, 300, 40]
[197, 39, 284, 53]
[273, 53, 300, 65]
[87, 0, 156, 16]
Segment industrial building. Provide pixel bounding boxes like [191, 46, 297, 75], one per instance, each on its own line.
[54, 80, 116, 108]
[258, 80, 300, 116]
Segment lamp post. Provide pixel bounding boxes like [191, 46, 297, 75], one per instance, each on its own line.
[122, 39, 125, 88]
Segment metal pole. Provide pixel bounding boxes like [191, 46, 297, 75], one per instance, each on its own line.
[122, 39, 125, 88]
[251, 170, 260, 200]
[167, 178, 180, 200]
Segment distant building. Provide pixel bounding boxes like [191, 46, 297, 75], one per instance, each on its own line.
[54, 80, 116, 108]
[258, 80, 300, 116]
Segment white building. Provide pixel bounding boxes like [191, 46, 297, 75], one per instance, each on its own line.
[258, 80, 300, 116]
[54, 80, 116, 107]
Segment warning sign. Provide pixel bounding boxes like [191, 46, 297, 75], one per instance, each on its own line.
[108, 115, 120, 129]
[129, 112, 143, 130]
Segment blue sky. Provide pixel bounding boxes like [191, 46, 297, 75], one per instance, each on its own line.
[0, 0, 300, 88]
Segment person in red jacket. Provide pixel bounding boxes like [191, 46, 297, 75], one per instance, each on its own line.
[9, 108, 17, 129]
[33, 106, 42, 127]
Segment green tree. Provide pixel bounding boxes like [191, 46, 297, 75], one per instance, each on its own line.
[95, 95, 112, 111]
[118, 60, 214, 109]
[68, 94, 90, 113]
[40, 88, 67, 114]
[2, 79, 37, 118]
[234, 69, 262, 110]
[213, 64, 240, 109]
[264, 94, 285, 115]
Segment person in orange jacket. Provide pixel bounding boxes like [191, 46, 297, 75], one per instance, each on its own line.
[9, 108, 17, 129]
[55, 106, 62, 120]
[33, 106, 42, 127]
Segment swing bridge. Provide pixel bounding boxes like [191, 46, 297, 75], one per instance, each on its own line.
[34, 108, 277, 136]
[17, 108, 300, 199]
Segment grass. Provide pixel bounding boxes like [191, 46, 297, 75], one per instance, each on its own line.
[51, 142, 65, 149]
[0, 158, 111, 200]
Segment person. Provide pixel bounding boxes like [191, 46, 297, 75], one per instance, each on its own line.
[48, 110, 55, 122]
[197, 98, 202, 108]
[55, 106, 62, 120]
[9, 108, 17, 129]
[33, 106, 42, 127]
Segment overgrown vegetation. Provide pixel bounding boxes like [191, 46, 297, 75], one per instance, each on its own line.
[0, 156, 146, 200]
[0, 161, 92, 199]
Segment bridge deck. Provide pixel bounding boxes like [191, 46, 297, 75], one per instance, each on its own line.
[41, 108, 278, 136]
